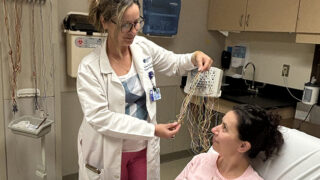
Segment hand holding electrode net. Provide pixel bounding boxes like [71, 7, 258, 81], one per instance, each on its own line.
[156, 52, 214, 140]
[191, 51, 213, 72]
[155, 122, 181, 139]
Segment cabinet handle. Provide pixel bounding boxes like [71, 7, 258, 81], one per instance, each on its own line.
[246, 14, 250, 27]
[239, 15, 244, 27]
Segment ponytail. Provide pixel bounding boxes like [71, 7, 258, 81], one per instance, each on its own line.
[88, 0, 103, 32]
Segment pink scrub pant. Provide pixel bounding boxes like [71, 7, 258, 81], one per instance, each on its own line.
[121, 148, 147, 180]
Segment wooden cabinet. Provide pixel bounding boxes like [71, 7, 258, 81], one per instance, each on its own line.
[207, 0, 300, 32]
[245, 0, 299, 32]
[207, 0, 247, 31]
[296, 0, 320, 43]
[296, 0, 320, 33]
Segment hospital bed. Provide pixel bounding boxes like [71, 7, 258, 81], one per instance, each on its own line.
[208, 126, 320, 180]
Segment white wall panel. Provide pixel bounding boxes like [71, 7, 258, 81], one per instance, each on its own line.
[225, 32, 314, 90]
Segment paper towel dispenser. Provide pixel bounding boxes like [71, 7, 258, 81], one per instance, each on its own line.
[63, 12, 106, 78]
[143, 0, 181, 36]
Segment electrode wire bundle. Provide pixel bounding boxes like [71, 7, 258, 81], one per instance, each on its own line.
[186, 98, 216, 154]
[177, 72, 201, 124]
[2, 0, 51, 118]
[177, 71, 220, 154]
[39, 2, 49, 116]
[2, 0, 23, 113]
[30, 3, 40, 110]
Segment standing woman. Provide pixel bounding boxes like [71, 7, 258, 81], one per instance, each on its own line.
[77, 0, 213, 179]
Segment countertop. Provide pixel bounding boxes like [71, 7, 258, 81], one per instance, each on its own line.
[221, 94, 296, 109]
[219, 76, 301, 109]
[212, 98, 296, 120]
[281, 118, 320, 138]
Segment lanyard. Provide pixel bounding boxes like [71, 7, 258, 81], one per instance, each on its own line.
[148, 71, 156, 90]
[148, 71, 161, 101]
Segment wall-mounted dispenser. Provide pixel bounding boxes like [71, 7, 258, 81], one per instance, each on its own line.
[302, 77, 320, 105]
[143, 0, 181, 36]
[63, 12, 106, 77]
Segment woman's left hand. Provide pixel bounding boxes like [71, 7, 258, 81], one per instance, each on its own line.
[191, 51, 213, 72]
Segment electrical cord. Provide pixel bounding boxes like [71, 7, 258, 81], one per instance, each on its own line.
[297, 104, 316, 130]
[282, 76, 315, 130]
[282, 76, 302, 102]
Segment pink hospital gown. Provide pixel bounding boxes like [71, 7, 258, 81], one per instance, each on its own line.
[175, 153, 263, 180]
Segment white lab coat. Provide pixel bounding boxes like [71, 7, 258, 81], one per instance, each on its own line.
[77, 35, 195, 180]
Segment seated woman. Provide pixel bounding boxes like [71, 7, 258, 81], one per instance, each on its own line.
[176, 104, 284, 180]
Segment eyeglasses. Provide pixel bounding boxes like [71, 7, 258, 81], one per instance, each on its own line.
[111, 16, 144, 33]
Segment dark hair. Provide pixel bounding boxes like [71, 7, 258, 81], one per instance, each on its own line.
[88, 0, 140, 32]
[233, 104, 284, 161]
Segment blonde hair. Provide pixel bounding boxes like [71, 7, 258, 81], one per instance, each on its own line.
[88, 0, 140, 33]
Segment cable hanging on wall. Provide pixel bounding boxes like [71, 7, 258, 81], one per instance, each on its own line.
[4, 1, 53, 179]
[30, 2, 40, 110]
[37, 0, 49, 120]
[2, 0, 49, 115]
[2, 0, 23, 113]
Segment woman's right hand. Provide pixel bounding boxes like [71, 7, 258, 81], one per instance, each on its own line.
[155, 122, 181, 139]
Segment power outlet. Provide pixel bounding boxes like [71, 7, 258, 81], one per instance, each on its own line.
[282, 64, 290, 77]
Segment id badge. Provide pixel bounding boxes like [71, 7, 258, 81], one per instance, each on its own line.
[150, 88, 161, 102]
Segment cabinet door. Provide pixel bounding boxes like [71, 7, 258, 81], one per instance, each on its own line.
[296, 0, 320, 33]
[245, 0, 299, 32]
[207, 0, 247, 31]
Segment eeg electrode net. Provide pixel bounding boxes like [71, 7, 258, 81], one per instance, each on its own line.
[177, 68, 223, 154]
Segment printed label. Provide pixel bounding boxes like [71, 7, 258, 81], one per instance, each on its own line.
[75, 37, 103, 48]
